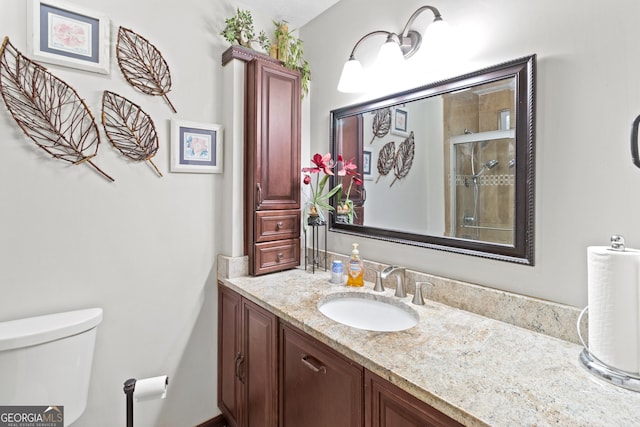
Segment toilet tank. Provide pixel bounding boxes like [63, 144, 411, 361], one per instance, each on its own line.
[0, 308, 103, 426]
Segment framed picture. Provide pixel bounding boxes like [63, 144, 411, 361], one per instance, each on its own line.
[391, 107, 409, 137]
[171, 120, 223, 174]
[27, 0, 110, 74]
[363, 148, 373, 181]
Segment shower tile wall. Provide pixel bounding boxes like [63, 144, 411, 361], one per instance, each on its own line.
[443, 85, 515, 244]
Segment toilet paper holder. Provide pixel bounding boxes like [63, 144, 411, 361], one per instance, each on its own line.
[577, 306, 640, 392]
[123, 376, 169, 427]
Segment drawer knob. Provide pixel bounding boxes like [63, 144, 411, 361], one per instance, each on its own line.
[276, 221, 284, 230]
[277, 252, 284, 261]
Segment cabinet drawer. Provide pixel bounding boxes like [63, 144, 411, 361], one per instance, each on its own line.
[255, 210, 300, 242]
[254, 239, 300, 275]
[280, 322, 363, 427]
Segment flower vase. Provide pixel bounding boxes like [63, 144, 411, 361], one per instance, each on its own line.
[335, 203, 352, 224]
[306, 205, 326, 226]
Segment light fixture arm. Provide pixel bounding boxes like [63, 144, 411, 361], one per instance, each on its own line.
[347, 30, 393, 60]
[400, 5, 443, 38]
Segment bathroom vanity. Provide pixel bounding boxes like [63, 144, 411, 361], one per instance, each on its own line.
[218, 282, 462, 427]
[217, 265, 640, 426]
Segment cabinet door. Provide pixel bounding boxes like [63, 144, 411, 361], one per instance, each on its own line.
[241, 298, 278, 427]
[246, 59, 301, 212]
[365, 369, 464, 427]
[280, 323, 363, 427]
[218, 285, 242, 427]
[218, 285, 278, 427]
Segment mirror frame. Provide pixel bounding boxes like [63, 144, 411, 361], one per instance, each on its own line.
[329, 55, 536, 265]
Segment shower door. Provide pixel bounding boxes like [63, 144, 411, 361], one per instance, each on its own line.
[449, 130, 516, 244]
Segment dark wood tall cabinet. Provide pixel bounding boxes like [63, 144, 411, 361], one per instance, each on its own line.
[245, 56, 301, 276]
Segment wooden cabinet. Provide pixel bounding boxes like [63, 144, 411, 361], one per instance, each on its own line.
[218, 284, 464, 427]
[245, 57, 301, 275]
[365, 369, 464, 427]
[279, 322, 363, 427]
[218, 284, 278, 427]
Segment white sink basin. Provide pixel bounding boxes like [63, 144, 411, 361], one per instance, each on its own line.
[318, 292, 418, 332]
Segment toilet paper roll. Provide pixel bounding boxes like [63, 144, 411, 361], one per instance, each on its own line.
[587, 246, 640, 373]
[134, 375, 168, 402]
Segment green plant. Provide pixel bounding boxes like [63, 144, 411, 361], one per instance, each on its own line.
[220, 8, 269, 49]
[271, 21, 311, 98]
[220, 13, 311, 98]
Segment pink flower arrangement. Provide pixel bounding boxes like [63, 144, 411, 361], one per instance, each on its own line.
[302, 152, 362, 223]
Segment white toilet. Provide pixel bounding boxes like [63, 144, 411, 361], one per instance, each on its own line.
[0, 308, 103, 426]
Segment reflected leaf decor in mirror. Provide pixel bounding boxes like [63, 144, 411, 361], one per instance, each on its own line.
[330, 55, 536, 265]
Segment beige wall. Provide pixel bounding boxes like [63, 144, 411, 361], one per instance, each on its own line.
[0, 1, 257, 425]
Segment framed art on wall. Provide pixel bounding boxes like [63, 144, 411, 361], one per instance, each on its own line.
[171, 120, 223, 174]
[391, 107, 409, 137]
[27, 0, 110, 74]
[363, 147, 373, 180]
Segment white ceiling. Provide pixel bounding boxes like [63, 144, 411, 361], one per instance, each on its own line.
[237, 0, 340, 29]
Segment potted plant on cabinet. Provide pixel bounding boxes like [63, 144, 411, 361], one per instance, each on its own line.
[268, 21, 311, 97]
[220, 8, 269, 50]
[220, 11, 311, 98]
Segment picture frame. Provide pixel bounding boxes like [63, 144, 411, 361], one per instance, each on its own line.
[363, 148, 373, 181]
[391, 107, 409, 137]
[27, 0, 110, 74]
[170, 120, 223, 174]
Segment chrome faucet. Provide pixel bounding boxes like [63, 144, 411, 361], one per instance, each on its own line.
[380, 266, 406, 298]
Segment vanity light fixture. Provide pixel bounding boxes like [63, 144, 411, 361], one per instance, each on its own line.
[337, 5, 449, 93]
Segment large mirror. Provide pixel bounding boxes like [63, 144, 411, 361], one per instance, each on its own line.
[330, 55, 535, 265]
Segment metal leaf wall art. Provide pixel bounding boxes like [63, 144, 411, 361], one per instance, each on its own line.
[375, 132, 415, 186]
[376, 141, 395, 183]
[370, 108, 391, 144]
[116, 27, 176, 113]
[391, 131, 415, 187]
[0, 37, 114, 182]
[101, 91, 162, 177]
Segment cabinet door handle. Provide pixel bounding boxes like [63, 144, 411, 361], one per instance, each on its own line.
[235, 352, 246, 384]
[256, 183, 262, 209]
[301, 354, 327, 374]
[276, 221, 283, 230]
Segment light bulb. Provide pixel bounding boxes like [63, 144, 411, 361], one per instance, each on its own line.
[337, 58, 365, 93]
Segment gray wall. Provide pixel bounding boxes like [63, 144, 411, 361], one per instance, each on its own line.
[301, 0, 640, 308]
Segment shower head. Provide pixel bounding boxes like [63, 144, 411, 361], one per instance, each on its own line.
[485, 159, 499, 169]
[473, 159, 499, 177]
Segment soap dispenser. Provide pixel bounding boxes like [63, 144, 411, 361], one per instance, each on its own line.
[346, 243, 364, 287]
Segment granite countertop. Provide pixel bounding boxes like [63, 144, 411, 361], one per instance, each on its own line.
[221, 267, 640, 427]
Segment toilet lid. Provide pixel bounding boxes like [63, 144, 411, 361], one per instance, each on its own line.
[0, 308, 103, 351]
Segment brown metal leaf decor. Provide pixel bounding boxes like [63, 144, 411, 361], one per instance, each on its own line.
[391, 131, 415, 187]
[370, 107, 391, 144]
[101, 91, 162, 177]
[0, 37, 114, 182]
[116, 27, 176, 113]
[376, 141, 395, 183]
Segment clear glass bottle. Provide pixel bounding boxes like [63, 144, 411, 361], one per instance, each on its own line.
[346, 243, 364, 287]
